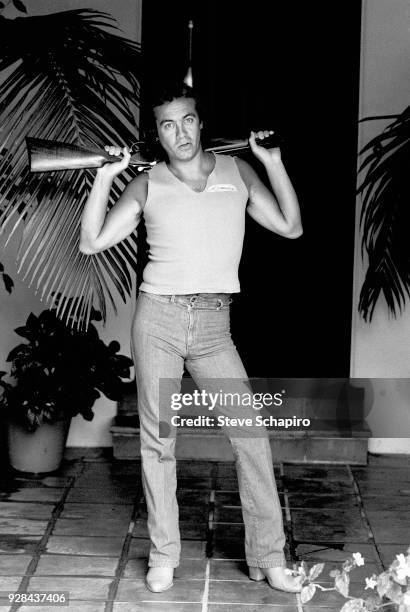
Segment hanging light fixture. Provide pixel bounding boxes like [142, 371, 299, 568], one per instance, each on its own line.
[183, 19, 193, 87]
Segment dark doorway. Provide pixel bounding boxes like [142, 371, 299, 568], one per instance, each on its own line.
[140, 1, 362, 378]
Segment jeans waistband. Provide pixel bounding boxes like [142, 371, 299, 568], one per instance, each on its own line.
[139, 291, 232, 309]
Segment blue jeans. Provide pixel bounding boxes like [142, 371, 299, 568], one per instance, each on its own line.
[131, 291, 286, 569]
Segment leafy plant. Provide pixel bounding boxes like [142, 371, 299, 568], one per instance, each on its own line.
[357, 105, 410, 321]
[0, 302, 133, 431]
[293, 549, 410, 611]
[0, 261, 13, 293]
[0, 0, 27, 14]
[0, 8, 141, 328]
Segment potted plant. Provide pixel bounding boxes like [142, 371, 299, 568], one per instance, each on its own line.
[0, 302, 133, 473]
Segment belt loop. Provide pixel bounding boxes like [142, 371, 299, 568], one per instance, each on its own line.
[170, 295, 175, 303]
[217, 298, 223, 310]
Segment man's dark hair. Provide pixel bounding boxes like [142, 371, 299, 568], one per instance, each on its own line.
[147, 81, 206, 123]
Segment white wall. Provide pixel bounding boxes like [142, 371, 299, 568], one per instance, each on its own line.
[0, 0, 141, 447]
[351, 0, 410, 452]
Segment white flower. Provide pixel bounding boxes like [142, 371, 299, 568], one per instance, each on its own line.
[396, 567, 410, 581]
[284, 569, 293, 575]
[365, 576, 377, 590]
[396, 554, 407, 568]
[352, 552, 365, 567]
[402, 591, 410, 605]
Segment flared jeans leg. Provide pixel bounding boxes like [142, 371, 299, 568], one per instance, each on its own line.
[131, 295, 185, 568]
[131, 292, 286, 569]
[186, 347, 286, 568]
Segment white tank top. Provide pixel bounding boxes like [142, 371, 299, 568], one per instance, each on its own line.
[139, 153, 249, 294]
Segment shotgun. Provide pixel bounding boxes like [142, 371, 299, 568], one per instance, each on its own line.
[26, 133, 283, 173]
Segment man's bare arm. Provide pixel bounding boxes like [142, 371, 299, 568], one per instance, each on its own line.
[79, 147, 147, 255]
[236, 131, 302, 239]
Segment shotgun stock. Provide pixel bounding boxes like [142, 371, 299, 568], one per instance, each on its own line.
[26, 133, 282, 173]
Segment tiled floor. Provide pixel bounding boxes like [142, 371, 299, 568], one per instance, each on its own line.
[0, 450, 409, 611]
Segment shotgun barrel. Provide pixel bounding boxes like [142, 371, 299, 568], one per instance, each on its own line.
[26, 137, 155, 173]
[26, 133, 282, 173]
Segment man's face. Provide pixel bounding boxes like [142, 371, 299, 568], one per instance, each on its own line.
[154, 97, 202, 162]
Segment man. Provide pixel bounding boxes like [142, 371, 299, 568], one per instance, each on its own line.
[80, 84, 303, 593]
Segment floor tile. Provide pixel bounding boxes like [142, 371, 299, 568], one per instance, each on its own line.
[282, 479, 354, 495]
[283, 465, 351, 480]
[65, 487, 136, 504]
[366, 511, 410, 544]
[213, 524, 245, 539]
[352, 466, 410, 482]
[19, 605, 105, 612]
[128, 538, 206, 560]
[212, 538, 245, 560]
[356, 480, 410, 497]
[176, 490, 210, 504]
[360, 495, 410, 511]
[176, 460, 216, 477]
[24, 476, 72, 487]
[0, 456, 409, 610]
[291, 509, 370, 542]
[209, 606, 298, 612]
[73, 472, 140, 488]
[294, 542, 380, 564]
[0, 554, 32, 575]
[27, 576, 112, 600]
[378, 544, 410, 567]
[116, 577, 204, 602]
[303, 602, 344, 612]
[0, 518, 49, 535]
[367, 454, 410, 467]
[138, 503, 209, 522]
[210, 559, 249, 580]
[60, 503, 133, 520]
[52, 516, 130, 537]
[215, 463, 285, 479]
[208, 579, 297, 605]
[175, 478, 213, 490]
[213, 507, 243, 523]
[123, 557, 206, 579]
[286, 493, 359, 510]
[132, 519, 207, 540]
[45, 536, 124, 556]
[0, 535, 41, 554]
[213, 491, 242, 506]
[0, 575, 23, 590]
[0, 489, 63, 503]
[35, 554, 118, 576]
[0, 502, 55, 519]
[114, 604, 202, 612]
[213, 478, 239, 491]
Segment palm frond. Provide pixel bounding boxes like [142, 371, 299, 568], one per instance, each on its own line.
[357, 105, 410, 321]
[0, 9, 141, 328]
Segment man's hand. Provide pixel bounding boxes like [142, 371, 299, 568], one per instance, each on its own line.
[249, 130, 281, 165]
[97, 145, 131, 179]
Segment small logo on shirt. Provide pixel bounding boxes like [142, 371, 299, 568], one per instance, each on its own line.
[207, 184, 237, 192]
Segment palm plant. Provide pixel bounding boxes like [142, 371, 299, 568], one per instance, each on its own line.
[357, 105, 410, 321]
[0, 7, 141, 327]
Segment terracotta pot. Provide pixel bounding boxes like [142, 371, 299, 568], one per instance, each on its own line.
[7, 418, 71, 474]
